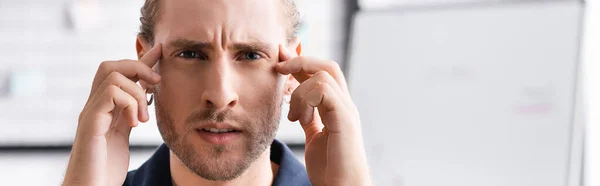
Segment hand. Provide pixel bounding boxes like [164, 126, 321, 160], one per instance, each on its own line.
[63, 44, 162, 186]
[276, 45, 372, 186]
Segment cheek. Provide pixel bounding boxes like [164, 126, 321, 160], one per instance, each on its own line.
[236, 62, 283, 99]
[155, 61, 204, 126]
[237, 67, 285, 120]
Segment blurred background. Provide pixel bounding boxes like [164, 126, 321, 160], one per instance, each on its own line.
[0, 0, 598, 185]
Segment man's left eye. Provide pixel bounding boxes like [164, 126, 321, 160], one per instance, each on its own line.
[240, 52, 262, 61]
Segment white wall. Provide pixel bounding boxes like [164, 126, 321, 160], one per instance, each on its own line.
[348, 1, 584, 185]
[582, 0, 600, 185]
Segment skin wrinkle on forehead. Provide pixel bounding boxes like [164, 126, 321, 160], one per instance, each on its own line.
[139, 0, 300, 45]
[156, 0, 287, 50]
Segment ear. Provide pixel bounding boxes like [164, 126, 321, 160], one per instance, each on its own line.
[283, 75, 299, 96]
[136, 35, 152, 59]
[287, 37, 302, 56]
[136, 35, 156, 93]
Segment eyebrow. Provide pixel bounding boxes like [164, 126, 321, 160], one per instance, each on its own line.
[231, 42, 272, 53]
[166, 39, 272, 53]
[167, 39, 212, 51]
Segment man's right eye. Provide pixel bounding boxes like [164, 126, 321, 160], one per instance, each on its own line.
[178, 51, 206, 60]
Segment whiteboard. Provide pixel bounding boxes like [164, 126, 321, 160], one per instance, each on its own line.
[347, 1, 583, 186]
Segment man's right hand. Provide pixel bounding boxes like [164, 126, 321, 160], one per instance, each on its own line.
[63, 44, 162, 186]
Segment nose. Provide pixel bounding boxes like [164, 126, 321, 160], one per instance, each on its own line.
[200, 60, 239, 110]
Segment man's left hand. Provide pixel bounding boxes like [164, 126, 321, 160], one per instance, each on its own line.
[276, 45, 372, 186]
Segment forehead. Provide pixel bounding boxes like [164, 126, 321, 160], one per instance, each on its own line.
[155, 0, 287, 45]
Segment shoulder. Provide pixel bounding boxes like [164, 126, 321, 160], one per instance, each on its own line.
[271, 139, 312, 186]
[121, 144, 173, 186]
[122, 170, 137, 186]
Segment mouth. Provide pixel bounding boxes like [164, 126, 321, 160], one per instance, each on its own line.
[199, 128, 241, 133]
[194, 123, 242, 144]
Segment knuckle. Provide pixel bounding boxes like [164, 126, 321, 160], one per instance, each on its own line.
[314, 81, 332, 93]
[107, 85, 120, 95]
[313, 72, 334, 84]
[78, 109, 88, 122]
[107, 71, 121, 80]
[98, 61, 113, 72]
[328, 60, 340, 70]
[315, 81, 327, 90]
[106, 72, 127, 87]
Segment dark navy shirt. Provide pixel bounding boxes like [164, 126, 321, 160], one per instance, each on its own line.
[123, 139, 311, 186]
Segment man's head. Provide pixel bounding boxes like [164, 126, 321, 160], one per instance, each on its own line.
[135, 0, 302, 181]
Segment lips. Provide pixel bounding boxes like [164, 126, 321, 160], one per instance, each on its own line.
[194, 122, 242, 144]
[200, 128, 239, 133]
[195, 122, 242, 132]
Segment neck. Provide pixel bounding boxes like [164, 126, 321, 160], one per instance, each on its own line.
[170, 147, 278, 186]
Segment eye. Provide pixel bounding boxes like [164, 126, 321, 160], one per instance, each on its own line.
[178, 51, 207, 60]
[239, 51, 262, 61]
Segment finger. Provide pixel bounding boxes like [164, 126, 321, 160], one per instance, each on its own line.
[288, 83, 320, 140]
[277, 45, 312, 83]
[114, 107, 135, 136]
[96, 72, 150, 122]
[96, 85, 139, 128]
[276, 56, 342, 83]
[92, 59, 161, 94]
[288, 75, 314, 123]
[301, 109, 324, 142]
[276, 56, 347, 91]
[287, 71, 323, 123]
[304, 81, 346, 133]
[126, 43, 163, 94]
[278, 44, 298, 62]
[91, 44, 161, 93]
[139, 43, 162, 67]
[288, 71, 345, 124]
[288, 86, 315, 126]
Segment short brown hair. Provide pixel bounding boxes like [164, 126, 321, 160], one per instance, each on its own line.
[138, 0, 301, 44]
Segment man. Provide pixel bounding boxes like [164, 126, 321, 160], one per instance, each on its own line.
[63, 0, 371, 185]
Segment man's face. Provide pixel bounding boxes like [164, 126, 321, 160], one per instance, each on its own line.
[150, 0, 289, 181]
